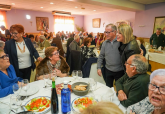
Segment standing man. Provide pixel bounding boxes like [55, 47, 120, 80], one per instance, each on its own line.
[97, 24, 124, 87]
[150, 28, 165, 49]
[0, 25, 11, 41]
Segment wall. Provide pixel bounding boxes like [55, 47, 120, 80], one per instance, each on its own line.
[84, 10, 136, 33]
[133, 2, 165, 38]
[6, 9, 84, 33]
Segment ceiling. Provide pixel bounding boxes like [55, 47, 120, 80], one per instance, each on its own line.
[0, 0, 165, 15]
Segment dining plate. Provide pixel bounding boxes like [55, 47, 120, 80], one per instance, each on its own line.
[72, 96, 97, 113]
[23, 96, 50, 114]
[19, 85, 39, 96]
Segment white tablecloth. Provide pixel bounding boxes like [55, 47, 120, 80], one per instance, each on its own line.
[145, 50, 165, 65]
[0, 77, 126, 114]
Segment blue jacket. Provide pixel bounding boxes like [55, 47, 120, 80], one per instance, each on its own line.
[4, 38, 39, 78]
[0, 65, 22, 98]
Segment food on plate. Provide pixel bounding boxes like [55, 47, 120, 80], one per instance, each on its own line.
[56, 83, 72, 95]
[149, 49, 163, 53]
[74, 84, 87, 91]
[25, 97, 50, 112]
[74, 97, 97, 111]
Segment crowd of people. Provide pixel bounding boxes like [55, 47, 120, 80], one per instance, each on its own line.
[1, 23, 165, 114]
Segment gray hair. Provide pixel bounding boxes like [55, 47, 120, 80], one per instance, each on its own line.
[157, 28, 161, 31]
[131, 55, 148, 74]
[74, 34, 80, 40]
[106, 24, 117, 31]
[0, 41, 5, 48]
[150, 69, 165, 82]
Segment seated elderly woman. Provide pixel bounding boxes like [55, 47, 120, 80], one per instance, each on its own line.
[81, 102, 124, 114]
[36, 46, 70, 80]
[0, 50, 22, 98]
[81, 37, 96, 64]
[128, 69, 165, 114]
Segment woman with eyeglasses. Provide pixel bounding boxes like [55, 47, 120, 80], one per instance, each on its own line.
[0, 50, 22, 98]
[36, 46, 70, 80]
[116, 24, 141, 71]
[127, 69, 165, 114]
[4, 24, 43, 81]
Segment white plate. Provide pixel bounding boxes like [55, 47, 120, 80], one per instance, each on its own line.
[19, 85, 39, 96]
[23, 96, 50, 114]
[72, 96, 97, 113]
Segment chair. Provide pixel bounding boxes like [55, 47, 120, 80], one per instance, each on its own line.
[69, 50, 83, 74]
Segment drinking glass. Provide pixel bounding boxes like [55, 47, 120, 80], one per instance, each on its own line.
[77, 70, 83, 81]
[153, 45, 157, 49]
[22, 79, 29, 99]
[101, 92, 113, 102]
[50, 70, 57, 80]
[72, 70, 77, 81]
[88, 78, 97, 98]
[13, 84, 21, 96]
[43, 73, 50, 88]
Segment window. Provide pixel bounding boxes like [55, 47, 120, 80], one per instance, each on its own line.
[54, 15, 74, 34]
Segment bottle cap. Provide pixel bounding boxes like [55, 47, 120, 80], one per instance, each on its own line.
[63, 80, 68, 85]
[52, 76, 55, 81]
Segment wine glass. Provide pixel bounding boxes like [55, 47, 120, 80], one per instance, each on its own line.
[72, 70, 77, 81]
[21, 79, 29, 100]
[77, 70, 83, 81]
[13, 84, 21, 96]
[153, 45, 157, 49]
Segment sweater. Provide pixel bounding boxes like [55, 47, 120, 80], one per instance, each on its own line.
[116, 73, 149, 107]
[0, 65, 22, 98]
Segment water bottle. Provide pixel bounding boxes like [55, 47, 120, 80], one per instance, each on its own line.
[61, 81, 71, 114]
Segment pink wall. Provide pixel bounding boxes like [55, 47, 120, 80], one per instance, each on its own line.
[133, 2, 165, 38]
[84, 10, 136, 33]
[6, 9, 84, 33]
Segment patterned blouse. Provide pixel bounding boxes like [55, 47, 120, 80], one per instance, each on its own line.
[47, 59, 61, 73]
[127, 97, 154, 114]
[81, 46, 96, 62]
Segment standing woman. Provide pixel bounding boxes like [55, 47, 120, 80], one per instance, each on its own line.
[117, 24, 141, 71]
[4, 24, 42, 80]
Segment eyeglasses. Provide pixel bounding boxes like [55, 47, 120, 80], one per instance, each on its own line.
[149, 83, 165, 94]
[52, 51, 59, 56]
[11, 32, 18, 35]
[104, 31, 114, 34]
[125, 62, 134, 67]
[0, 54, 9, 60]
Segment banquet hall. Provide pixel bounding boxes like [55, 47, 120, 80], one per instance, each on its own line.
[1, 0, 165, 114]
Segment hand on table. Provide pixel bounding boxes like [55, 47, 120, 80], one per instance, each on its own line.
[37, 57, 43, 61]
[118, 90, 127, 101]
[97, 69, 102, 77]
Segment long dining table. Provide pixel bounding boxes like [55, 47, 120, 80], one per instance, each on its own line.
[0, 77, 126, 114]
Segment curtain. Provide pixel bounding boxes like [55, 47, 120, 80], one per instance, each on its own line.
[54, 15, 74, 33]
[0, 11, 8, 34]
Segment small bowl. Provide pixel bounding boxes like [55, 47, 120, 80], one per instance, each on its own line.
[71, 82, 89, 96]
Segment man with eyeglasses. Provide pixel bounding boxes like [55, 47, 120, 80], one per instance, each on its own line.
[116, 54, 149, 107]
[127, 69, 165, 114]
[97, 24, 124, 87]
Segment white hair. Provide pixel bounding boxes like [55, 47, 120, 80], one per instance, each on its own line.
[150, 69, 165, 82]
[74, 34, 80, 40]
[0, 41, 5, 48]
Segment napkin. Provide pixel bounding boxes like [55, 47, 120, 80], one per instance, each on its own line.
[42, 47, 45, 52]
[158, 46, 161, 51]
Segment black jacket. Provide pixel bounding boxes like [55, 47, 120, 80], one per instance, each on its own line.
[4, 38, 39, 78]
[119, 39, 141, 71]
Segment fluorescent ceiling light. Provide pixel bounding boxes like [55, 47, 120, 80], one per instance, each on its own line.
[40, 7, 43, 8]
[93, 10, 96, 11]
[26, 15, 31, 19]
[75, 6, 78, 8]
[12, 3, 15, 5]
[50, 2, 54, 4]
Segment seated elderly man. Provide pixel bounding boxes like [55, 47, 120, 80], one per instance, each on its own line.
[116, 54, 149, 107]
[0, 50, 22, 98]
[69, 34, 84, 51]
[0, 41, 5, 51]
[128, 69, 165, 114]
[39, 35, 51, 50]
